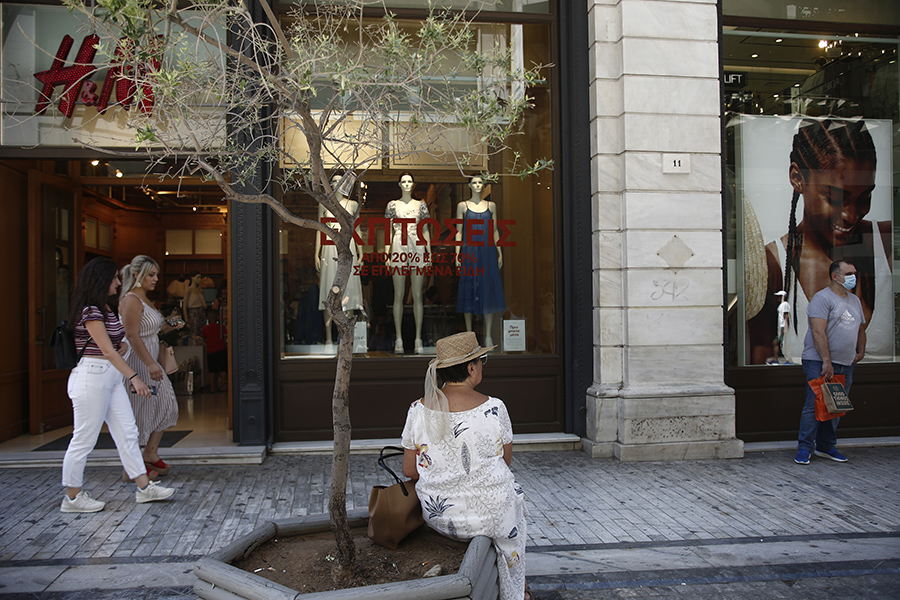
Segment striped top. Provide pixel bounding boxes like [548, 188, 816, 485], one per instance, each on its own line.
[74, 305, 125, 357]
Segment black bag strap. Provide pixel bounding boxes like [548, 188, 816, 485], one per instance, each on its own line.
[53, 322, 91, 367]
[76, 337, 91, 361]
[67, 320, 92, 363]
[377, 445, 411, 496]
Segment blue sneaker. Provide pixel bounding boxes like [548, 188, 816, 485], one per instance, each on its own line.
[794, 449, 811, 465]
[814, 448, 848, 462]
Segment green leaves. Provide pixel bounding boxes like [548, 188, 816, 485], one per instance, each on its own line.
[134, 125, 158, 148]
[61, 0, 551, 193]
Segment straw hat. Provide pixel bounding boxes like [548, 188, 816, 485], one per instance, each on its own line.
[429, 332, 496, 368]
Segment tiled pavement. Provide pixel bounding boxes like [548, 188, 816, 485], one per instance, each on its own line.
[1, 447, 898, 598]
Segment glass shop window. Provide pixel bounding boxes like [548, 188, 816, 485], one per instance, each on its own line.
[277, 20, 555, 359]
[723, 27, 899, 366]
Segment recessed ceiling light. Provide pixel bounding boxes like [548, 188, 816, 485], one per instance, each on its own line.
[818, 40, 828, 49]
[775, 38, 783, 43]
[751, 53, 759, 58]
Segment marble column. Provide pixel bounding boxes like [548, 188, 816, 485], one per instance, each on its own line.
[584, 0, 743, 460]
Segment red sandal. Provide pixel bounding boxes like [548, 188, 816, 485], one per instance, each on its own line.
[144, 459, 170, 476]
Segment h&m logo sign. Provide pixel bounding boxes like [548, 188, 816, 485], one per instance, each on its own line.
[34, 34, 161, 118]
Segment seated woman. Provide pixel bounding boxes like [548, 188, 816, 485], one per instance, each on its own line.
[402, 332, 528, 600]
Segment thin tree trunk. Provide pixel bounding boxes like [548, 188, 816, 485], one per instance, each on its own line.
[328, 317, 355, 568]
[326, 234, 357, 569]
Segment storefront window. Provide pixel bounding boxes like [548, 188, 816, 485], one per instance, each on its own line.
[281, 1, 551, 14]
[1, 3, 225, 148]
[278, 19, 554, 358]
[723, 26, 899, 366]
[377, 0, 550, 13]
[723, 0, 900, 26]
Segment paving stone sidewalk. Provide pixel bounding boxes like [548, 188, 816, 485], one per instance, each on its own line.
[0, 447, 898, 598]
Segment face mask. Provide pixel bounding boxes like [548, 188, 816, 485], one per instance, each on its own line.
[841, 274, 857, 290]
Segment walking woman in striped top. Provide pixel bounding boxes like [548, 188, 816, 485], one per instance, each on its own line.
[61, 258, 175, 512]
[120, 255, 183, 477]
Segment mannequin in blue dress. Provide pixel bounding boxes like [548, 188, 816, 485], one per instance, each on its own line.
[456, 175, 505, 347]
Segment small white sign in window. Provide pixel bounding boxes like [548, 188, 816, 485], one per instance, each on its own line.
[503, 319, 526, 352]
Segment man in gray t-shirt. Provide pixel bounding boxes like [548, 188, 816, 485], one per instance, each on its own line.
[795, 260, 867, 465]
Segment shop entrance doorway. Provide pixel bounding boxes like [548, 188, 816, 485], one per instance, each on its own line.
[0, 158, 233, 453]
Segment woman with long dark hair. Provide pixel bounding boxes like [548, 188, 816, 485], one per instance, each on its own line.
[61, 257, 175, 513]
[747, 117, 891, 364]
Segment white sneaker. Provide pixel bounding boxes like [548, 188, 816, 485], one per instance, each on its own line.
[135, 480, 175, 504]
[61, 491, 105, 513]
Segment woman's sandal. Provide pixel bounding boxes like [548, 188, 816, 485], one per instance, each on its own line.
[144, 459, 170, 476]
[524, 582, 533, 600]
[122, 466, 159, 482]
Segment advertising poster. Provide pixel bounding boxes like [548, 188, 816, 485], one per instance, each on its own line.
[735, 115, 894, 365]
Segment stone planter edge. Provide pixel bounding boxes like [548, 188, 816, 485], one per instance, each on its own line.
[193, 507, 499, 600]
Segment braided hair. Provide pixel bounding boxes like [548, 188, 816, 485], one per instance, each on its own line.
[783, 118, 876, 333]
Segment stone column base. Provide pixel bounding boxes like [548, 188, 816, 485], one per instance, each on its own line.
[614, 438, 744, 461]
[582, 384, 745, 461]
[582, 438, 616, 458]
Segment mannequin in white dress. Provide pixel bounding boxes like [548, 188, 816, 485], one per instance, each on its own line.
[316, 173, 363, 348]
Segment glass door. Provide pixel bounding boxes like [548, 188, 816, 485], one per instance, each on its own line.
[28, 171, 80, 434]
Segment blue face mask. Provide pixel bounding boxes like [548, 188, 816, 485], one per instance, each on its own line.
[841, 274, 857, 290]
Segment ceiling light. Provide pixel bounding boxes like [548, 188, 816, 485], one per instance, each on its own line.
[751, 53, 759, 58]
[90, 160, 99, 166]
[192, 206, 197, 212]
[775, 38, 783, 43]
[115, 170, 123, 178]
[818, 40, 828, 49]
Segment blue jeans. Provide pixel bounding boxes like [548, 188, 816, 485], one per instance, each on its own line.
[798, 360, 854, 453]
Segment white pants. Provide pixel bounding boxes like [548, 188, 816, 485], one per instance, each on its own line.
[62, 357, 146, 488]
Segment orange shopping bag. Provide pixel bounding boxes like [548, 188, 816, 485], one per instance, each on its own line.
[809, 373, 846, 422]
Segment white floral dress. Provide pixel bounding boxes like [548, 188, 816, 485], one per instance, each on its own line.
[385, 199, 429, 264]
[401, 396, 526, 600]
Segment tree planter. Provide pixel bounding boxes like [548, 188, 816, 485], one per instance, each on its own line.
[193, 508, 500, 600]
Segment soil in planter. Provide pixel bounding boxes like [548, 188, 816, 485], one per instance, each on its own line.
[233, 525, 468, 594]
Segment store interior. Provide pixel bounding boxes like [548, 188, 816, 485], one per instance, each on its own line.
[0, 158, 233, 452]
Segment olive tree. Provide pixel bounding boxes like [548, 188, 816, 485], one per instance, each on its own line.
[53, 0, 549, 570]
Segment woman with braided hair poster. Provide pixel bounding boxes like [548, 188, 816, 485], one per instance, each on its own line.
[739, 116, 893, 365]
